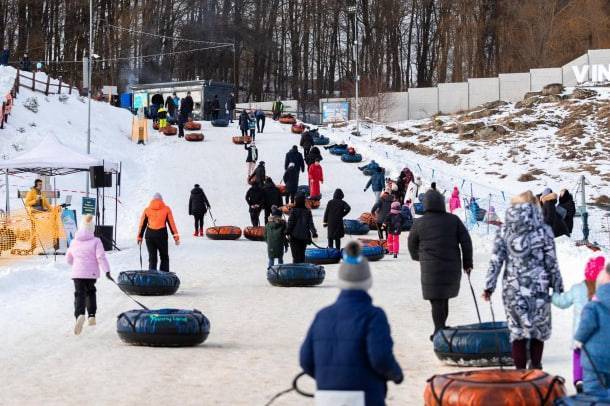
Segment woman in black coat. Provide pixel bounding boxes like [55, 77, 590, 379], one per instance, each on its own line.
[286, 193, 318, 263]
[558, 189, 576, 235]
[371, 192, 394, 240]
[238, 110, 250, 137]
[407, 189, 473, 339]
[283, 163, 299, 205]
[245, 183, 265, 227]
[262, 178, 283, 224]
[540, 191, 569, 238]
[323, 188, 351, 250]
[189, 184, 211, 236]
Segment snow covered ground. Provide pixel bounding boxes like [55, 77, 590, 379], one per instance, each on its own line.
[0, 71, 603, 404]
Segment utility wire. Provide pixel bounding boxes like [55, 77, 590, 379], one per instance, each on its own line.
[105, 23, 234, 46]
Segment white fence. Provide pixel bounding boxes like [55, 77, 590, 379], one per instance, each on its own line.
[319, 48, 610, 122]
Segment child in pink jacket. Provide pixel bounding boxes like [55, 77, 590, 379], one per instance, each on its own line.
[449, 186, 461, 213]
[66, 215, 111, 335]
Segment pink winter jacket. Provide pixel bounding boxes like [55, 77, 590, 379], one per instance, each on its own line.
[66, 230, 110, 279]
[449, 188, 461, 213]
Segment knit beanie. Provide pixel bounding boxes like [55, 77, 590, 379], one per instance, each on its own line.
[152, 192, 163, 201]
[338, 241, 372, 291]
[390, 201, 401, 214]
[79, 214, 95, 233]
[585, 256, 606, 281]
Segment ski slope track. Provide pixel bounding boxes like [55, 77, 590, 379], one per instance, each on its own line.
[0, 77, 600, 405]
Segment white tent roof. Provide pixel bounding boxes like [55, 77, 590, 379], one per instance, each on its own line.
[0, 136, 119, 175]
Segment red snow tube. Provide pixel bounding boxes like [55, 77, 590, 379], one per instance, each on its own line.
[277, 184, 287, 196]
[232, 135, 252, 145]
[291, 124, 305, 134]
[244, 226, 265, 241]
[205, 226, 242, 240]
[185, 120, 201, 130]
[305, 198, 320, 209]
[358, 238, 387, 251]
[279, 115, 296, 125]
[424, 369, 566, 406]
[153, 122, 160, 130]
[185, 132, 204, 142]
[163, 126, 177, 136]
[358, 212, 378, 230]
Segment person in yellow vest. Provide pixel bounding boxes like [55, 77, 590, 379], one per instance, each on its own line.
[25, 179, 51, 212]
[157, 106, 168, 129]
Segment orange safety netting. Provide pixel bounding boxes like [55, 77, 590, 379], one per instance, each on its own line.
[0, 207, 65, 256]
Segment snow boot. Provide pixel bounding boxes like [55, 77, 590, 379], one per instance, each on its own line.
[393, 253, 398, 259]
[193, 230, 199, 237]
[88, 316, 96, 326]
[74, 315, 86, 335]
[199, 228, 204, 237]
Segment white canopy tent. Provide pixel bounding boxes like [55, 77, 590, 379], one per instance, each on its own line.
[0, 135, 119, 175]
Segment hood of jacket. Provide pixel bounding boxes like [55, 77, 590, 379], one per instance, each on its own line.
[148, 199, 166, 211]
[541, 192, 558, 204]
[559, 190, 574, 205]
[504, 203, 543, 234]
[191, 187, 203, 196]
[451, 187, 459, 198]
[423, 190, 446, 213]
[333, 188, 344, 200]
[74, 229, 95, 241]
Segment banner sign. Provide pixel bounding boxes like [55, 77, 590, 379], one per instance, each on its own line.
[321, 101, 350, 123]
[82, 197, 96, 215]
[61, 209, 78, 247]
[133, 92, 148, 109]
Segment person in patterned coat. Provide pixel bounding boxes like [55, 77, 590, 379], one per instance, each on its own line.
[483, 191, 564, 370]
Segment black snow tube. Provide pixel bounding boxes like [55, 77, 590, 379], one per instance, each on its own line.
[211, 118, 229, 127]
[267, 263, 325, 287]
[341, 153, 363, 163]
[361, 245, 384, 261]
[343, 219, 370, 235]
[117, 270, 180, 296]
[555, 394, 610, 405]
[432, 321, 513, 367]
[117, 308, 210, 347]
[305, 247, 341, 265]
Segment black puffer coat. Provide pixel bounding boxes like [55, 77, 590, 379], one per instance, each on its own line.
[188, 186, 210, 216]
[245, 184, 265, 212]
[323, 189, 351, 239]
[558, 190, 576, 235]
[287, 194, 317, 242]
[407, 190, 473, 300]
[283, 166, 300, 194]
[263, 180, 283, 210]
[541, 193, 569, 238]
[285, 146, 305, 172]
[300, 131, 314, 149]
[371, 193, 394, 224]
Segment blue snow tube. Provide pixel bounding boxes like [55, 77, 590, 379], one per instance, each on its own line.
[341, 153, 363, 163]
[267, 263, 326, 287]
[361, 245, 384, 262]
[343, 219, 370, 235]
[433, 321, 513, 367]
[313, 136, 330, 145]
[117, 270, 180, 296]
[555, 392, 610, 405]
[211, 118, 229, 127]
[305, 247, 341, 265]
[329, 146, 348, 155]
[297, 184, 310, 196]
[117, 308, 210, 347]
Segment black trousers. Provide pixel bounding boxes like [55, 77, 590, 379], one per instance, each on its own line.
[241, 128, 248, 137]
[303, 146, 311, 159]
[257, 116, 265, 132]
[430, 299, 449, 333]
[193, 214, 204, 231]
[229, 109, 234, 122]
[290, 238, 307, 263]
[250, 207, 262, 227]
[74, 279, 97, 319]
[328, 238, 341, 250]
[512, 339, 544, 369]
[250, 128, 256, 140]
[178, 123, 184, 138]
[285, 192, 296, 205]
[377, 224, 388, 240]
[264, 207, 272, 225]
[146, 232, 169, 271]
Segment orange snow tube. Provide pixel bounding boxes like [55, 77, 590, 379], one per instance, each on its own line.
[244, 226, 265, 241]
[205, 226, 242, 240]
[185, 120, 201, 131]
[424, 369, 566, 406]
[358, 238, 387, 251]
[163, 126, 177, 136]
[291, 124, 305, 134]
[279, 115, 296, 125]
[153, 122, 160, 130]
[232, 135, 252, 145]
[358, 212, 378, 230]
[185, 132, 204, 142]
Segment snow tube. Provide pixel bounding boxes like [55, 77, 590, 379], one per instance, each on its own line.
[244, 226, 265, 241]
[433, 321, 513, 367]
[211, 119, 229, 127]
[205, 226, 242, 240]
[424, 369, 566, 406]
[185, 132, 204, 142]
[279, 115, 296, 125]
[358, 238, 387, 251]
[153, 122, 160, 130]
[162, 126, 177, 136]
[344, 219, 370, 235]
[232, 135, 252, 144]
[117, 308, 210, 347]
[185, 121, 201, 130]
[329, 146, 348, 155]
[267, 263, 325, 287]
[305, 198, 320, 209]
[277, 184, 287, 196]
[305, 248, 341, 265]
[117, 270, 180, 296]
[313, 136, 330, 145]
[297, 185, 310, 196]
[291, 124, 305, 134]
[555, 393, 610, 405]
[358, 212, 378, 230]
[361, 245, 384, 261]
[341, 153, 362, 163]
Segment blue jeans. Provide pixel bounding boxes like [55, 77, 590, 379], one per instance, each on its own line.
[583, 369, 610, 393]
[268, 255, 284, 268]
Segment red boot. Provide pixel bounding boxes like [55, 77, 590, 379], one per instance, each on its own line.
[199, 228, 204, 237]
[193, 229, 199, 237]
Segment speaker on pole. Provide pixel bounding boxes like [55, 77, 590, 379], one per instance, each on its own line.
[94, 225, 114, 251]
[89, 166, 105, 188]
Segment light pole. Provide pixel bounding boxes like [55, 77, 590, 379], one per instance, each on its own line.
[86, 0, 94, 196]
[348, 3, 359, 136]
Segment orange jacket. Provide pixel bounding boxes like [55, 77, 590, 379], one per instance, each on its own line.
[137, 199, 179, 241]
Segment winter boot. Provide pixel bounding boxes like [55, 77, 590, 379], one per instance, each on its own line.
[74, 314, 86, 335]
[193, 229, 199, 237]
[393, 253, 398, 259]
[199, 228, 204, 237]
[88, 316, 96, 326]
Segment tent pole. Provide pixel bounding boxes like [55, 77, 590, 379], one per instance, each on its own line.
[4, 169, 9, 214]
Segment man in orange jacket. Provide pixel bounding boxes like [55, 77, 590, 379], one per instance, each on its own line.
[137, 193, 180, 272]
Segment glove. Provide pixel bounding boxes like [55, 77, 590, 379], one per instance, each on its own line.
[105, 272, 112, 281]
[175, 239, 181, 246]
[482, 289, 492, 301]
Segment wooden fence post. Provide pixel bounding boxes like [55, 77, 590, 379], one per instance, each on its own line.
[45, 76, 50, 95]
[32, 71, 36, 91]
[16, 69, 20, 90]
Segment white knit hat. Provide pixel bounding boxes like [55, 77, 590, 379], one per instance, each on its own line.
[80, 214, 95, 233]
